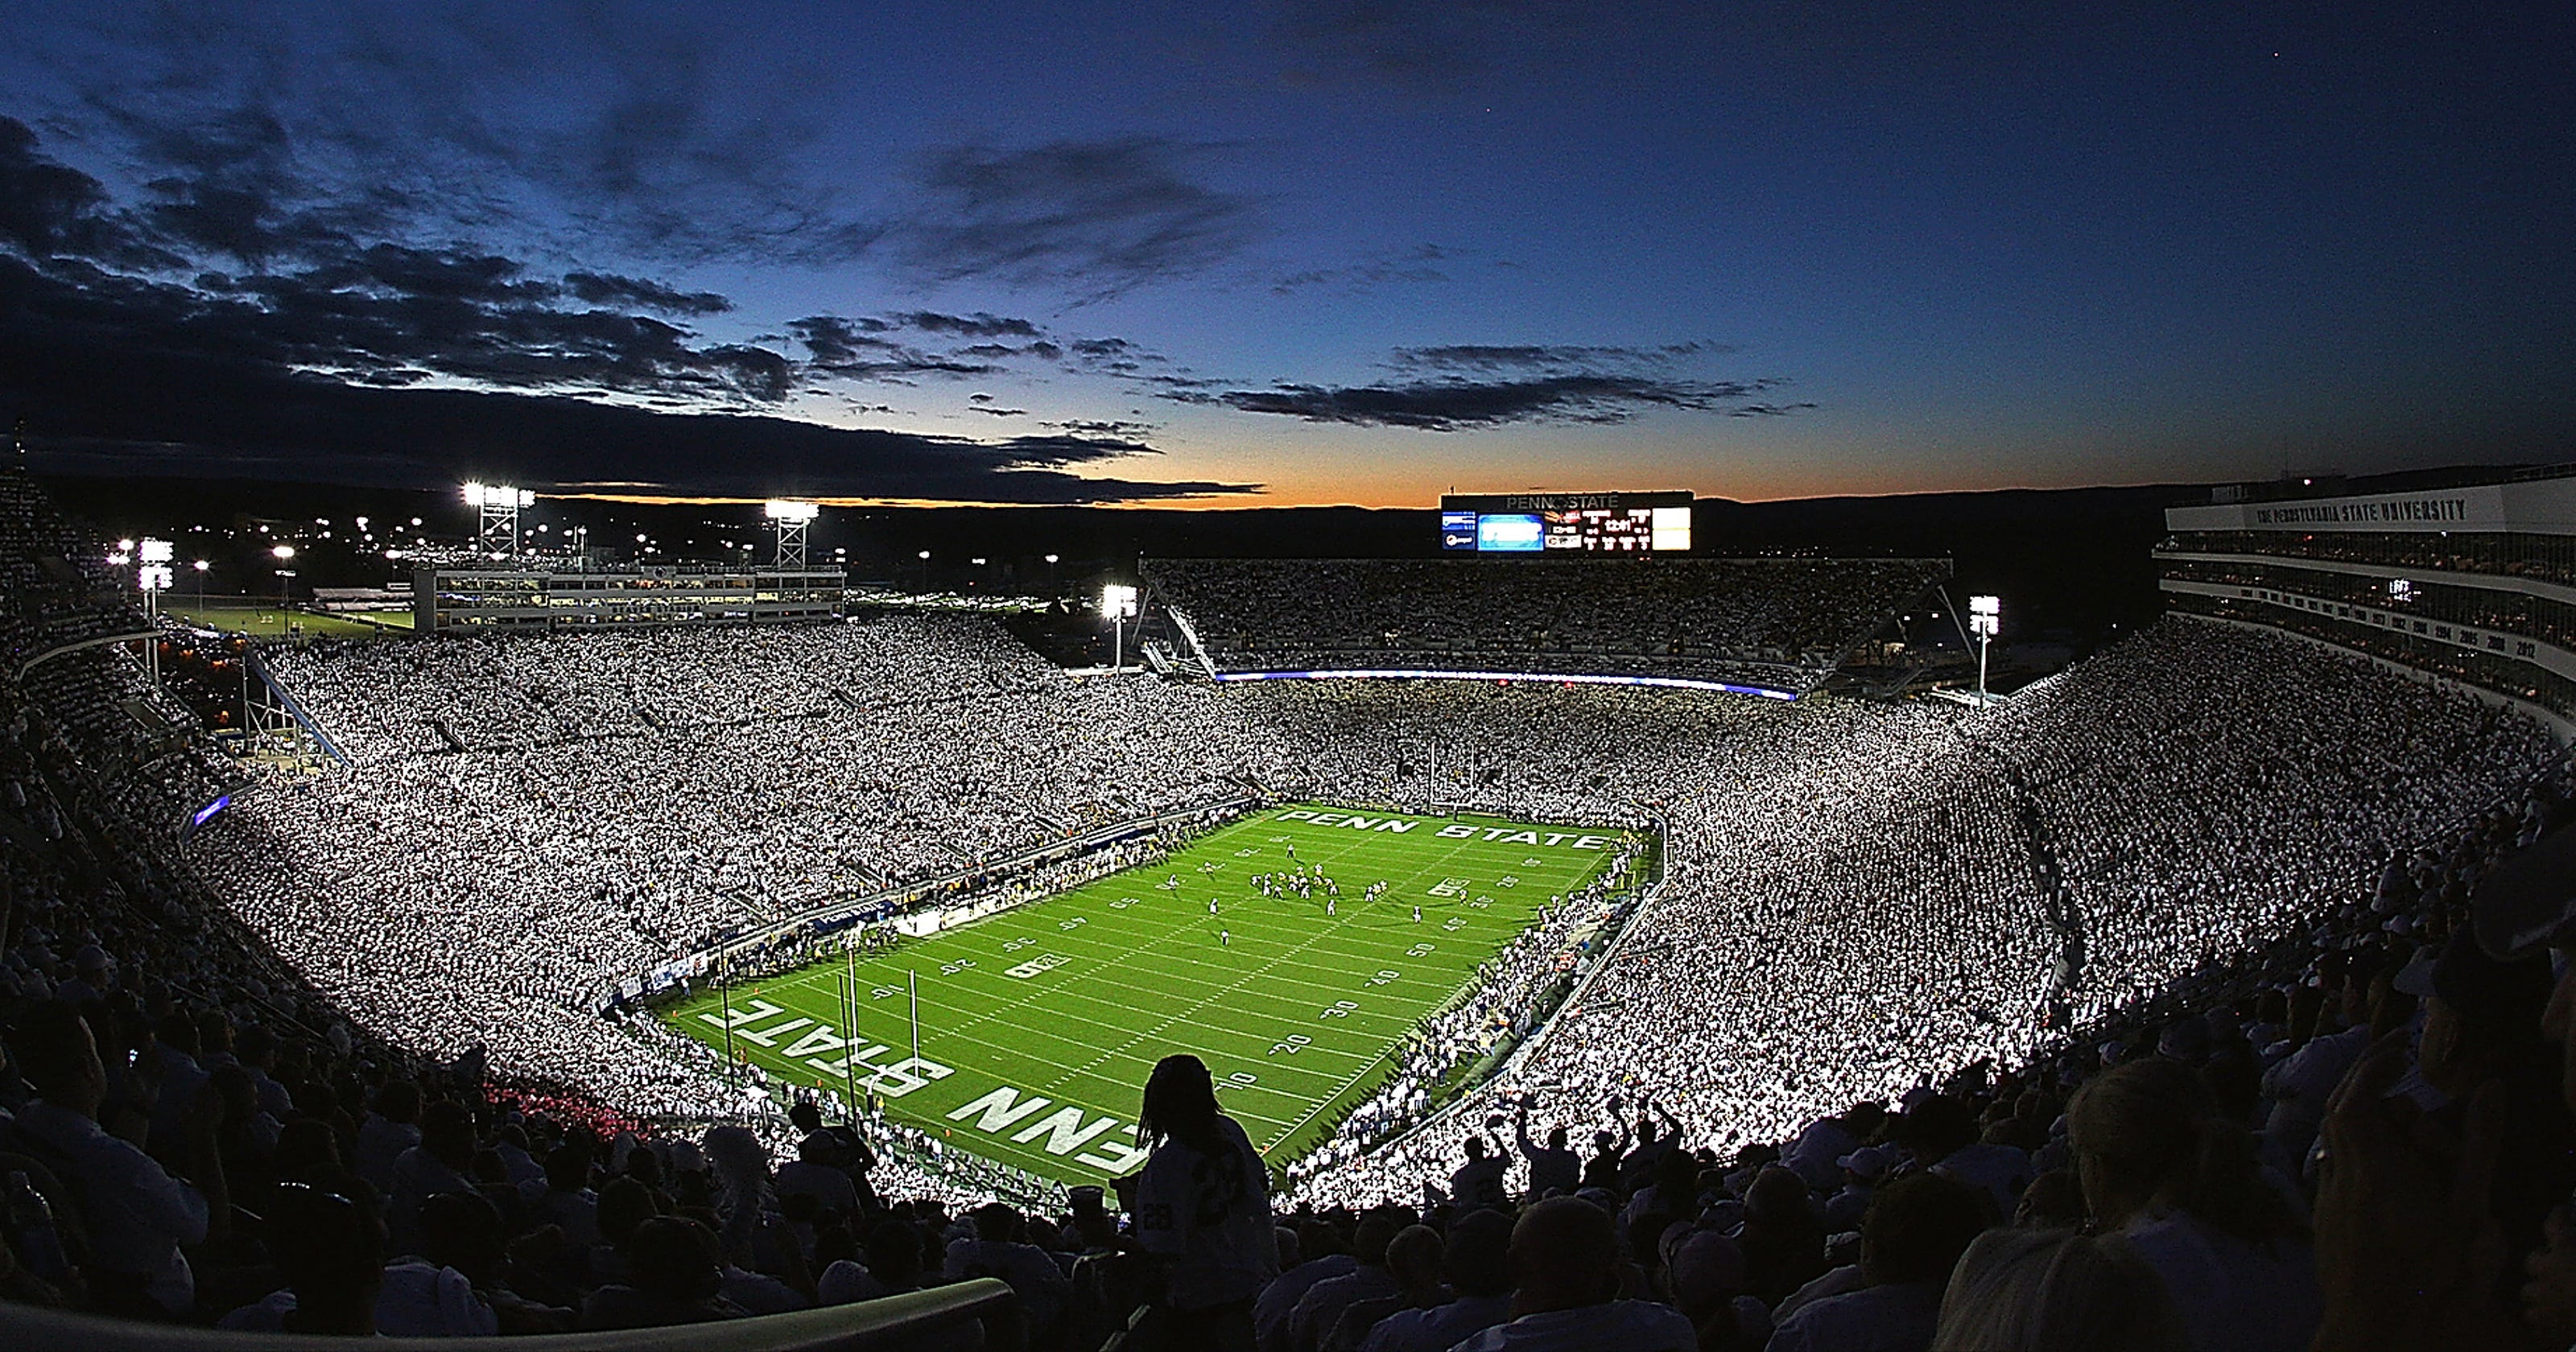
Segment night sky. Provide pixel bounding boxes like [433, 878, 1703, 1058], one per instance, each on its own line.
[2, 2, 2569, 507]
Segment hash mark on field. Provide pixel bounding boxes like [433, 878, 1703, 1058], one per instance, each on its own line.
[1037, 890, 1394, 1094]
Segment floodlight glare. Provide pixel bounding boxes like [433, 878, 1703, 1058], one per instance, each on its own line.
[461, 481, 485, 505]
[1967, 594, 2002, 703]
[116, 538, 134, 552]
[270, 544, 296, 560]
[1100, 583, 1141, 670]
[139, 565, 173, 592]
[139, 538, 173, 563]
[763, 499, 819, 521]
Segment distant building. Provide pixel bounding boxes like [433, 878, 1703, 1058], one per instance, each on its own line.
[2157, 467, 2576, 737]
[412, 563, 844, 633]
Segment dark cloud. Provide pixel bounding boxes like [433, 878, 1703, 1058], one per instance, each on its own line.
[1174, 373, 1786, 430]
[894, 311, 1044, 339]
[0, 117, 178, 268]
[785, 315, 898, 367]
[0, 287, 1253, 502]
[1389, 341, 1727, 370]
[1046, 418, 1160, 438]
[968, 405, 1030, 418]
[783, 315, 998, 380]
[0, 118, 1245, 504]
[564, 271, 733, 316]
[1148, 332, 1797, 429]
[32, 9, 881, 267]
[886, 138, 1259, 299]
[1272, 243, 1459, 295]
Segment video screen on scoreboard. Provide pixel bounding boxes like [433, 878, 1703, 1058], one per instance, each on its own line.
[1439, 492, 1693, 554]
[1475, 513, 1546, 552]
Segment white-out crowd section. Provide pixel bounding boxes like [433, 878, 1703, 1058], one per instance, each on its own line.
[1142, 556, 1946, 689]
[194, 612, 2557, 1205]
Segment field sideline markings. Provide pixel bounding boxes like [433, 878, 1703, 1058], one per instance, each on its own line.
[673, 806, 1624, 1175]
[1036, 876, 1418, 1096]
[727, 972, 1340, 1124]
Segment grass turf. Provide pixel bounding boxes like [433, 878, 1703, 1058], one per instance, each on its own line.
[166, 604, 410, 637]
[660, 804, 1628, 1185]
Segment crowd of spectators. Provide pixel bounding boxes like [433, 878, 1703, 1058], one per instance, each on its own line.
[192, 611, 2566, 1228]
[1142, 558, 1946, 689]
[7, 460, 2576, 1346]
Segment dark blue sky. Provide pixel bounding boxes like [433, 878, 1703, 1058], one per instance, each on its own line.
[1, 2, 2567, 505]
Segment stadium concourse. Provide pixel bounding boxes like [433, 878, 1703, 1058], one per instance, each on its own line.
[5, 456, 2576, 1346]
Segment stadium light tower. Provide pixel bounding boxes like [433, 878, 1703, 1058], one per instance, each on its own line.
[137, 538, 173, 689]
[271, 542, 298, 611]
[462, 481, 534, 559]
[1101, 583, 1139, 671]
[1969, 595, 2002, 704]
[764, 499, 819, 568]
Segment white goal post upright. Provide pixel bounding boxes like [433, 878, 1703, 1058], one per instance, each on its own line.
[838, 946, 862, 1119]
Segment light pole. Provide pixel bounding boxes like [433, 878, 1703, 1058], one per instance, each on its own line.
[272, 543, 297, 615]
[1969, 595, 2001, 704]
[138, 538, 172, 690]
[916, 549, 931, 592]
[1101, 583, 1138, 671]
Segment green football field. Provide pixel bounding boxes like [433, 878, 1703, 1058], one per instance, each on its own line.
[662, 804, 1631, 1185]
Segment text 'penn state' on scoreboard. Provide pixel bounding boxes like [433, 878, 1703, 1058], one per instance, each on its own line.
[1439, 490, 1694, 554]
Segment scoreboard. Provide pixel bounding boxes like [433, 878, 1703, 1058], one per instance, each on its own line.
[1439, 491, 1694, 554]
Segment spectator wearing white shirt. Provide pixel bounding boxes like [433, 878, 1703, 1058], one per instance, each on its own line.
[1127, 1053, 1278, 1352]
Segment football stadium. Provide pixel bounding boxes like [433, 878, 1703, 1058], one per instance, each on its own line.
[6, 454, 2576, 1349]
[3, 10, 2574, 1346]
